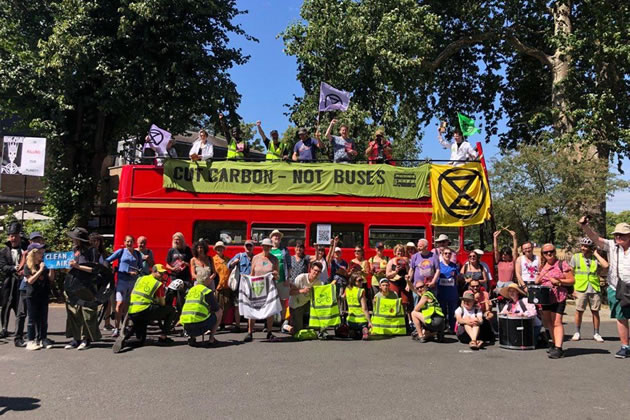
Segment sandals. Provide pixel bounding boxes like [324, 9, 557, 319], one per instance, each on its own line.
[469, 340, 479, 350]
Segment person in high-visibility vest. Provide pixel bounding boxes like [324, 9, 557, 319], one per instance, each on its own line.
[257, 120, 288, 161]
[410, 280, 445, 342]
[343, 272, 372, 340]
[181, 266, 222, 347]
[286, 262, 323, 336]
[112, 264, 175, 353]
[309, 283, 341, 339]
[219, 112, 249, 160]
[569, 237, 607, 343]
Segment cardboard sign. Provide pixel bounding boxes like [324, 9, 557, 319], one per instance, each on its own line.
[44, 251, 74, 269]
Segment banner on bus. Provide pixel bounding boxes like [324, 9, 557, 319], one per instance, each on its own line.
[163, 160, 430, 200]
[430, 162, 491, 226]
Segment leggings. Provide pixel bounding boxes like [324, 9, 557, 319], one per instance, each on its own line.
[26, 295, 49, 341]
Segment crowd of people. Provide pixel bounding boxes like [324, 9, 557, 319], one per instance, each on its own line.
[1, 217, 629, 360]
[147, 117, 475, 165]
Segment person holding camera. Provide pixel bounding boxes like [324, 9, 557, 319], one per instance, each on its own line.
[365, 129, 393, 165]
[579, 215, 630, 358]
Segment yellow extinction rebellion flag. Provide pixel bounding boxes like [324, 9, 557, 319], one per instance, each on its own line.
[430, 163, 491, 227]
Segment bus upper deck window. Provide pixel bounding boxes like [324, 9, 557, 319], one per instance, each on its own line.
[193, 221, 247, 246]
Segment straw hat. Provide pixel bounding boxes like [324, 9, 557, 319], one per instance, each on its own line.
[269, 229, 284, 239]
[499, 283, 526, 299]
[612, 222, 630, 235]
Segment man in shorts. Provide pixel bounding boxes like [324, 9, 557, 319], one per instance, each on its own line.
[570, 237, 605, 343]
[580, 218, 630, 358]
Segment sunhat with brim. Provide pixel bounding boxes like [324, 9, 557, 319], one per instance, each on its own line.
[214, 241, 225, 250]
[499, 283, 526, 299]
[261, 238, 273, 247]
[435, 234, 450, 244]
[473, 249, 484, 256]
[67, 227, 89, 242]
[379, 278, 390, 284]
[460, 291, 476, 301]
[612, 222, 630, 235]
[405, 242, 416, 248]
[269, 229, 284, 239]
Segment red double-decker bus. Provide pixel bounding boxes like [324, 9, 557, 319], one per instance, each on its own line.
[112, 144, 492, 272]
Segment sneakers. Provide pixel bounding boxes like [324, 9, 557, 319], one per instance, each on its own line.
[281, 323, 292, 334]
[41, 339, 54, 349]
[571, 332, 581, 341]
[111, 328, 120, 338]
[243, 333, 253, 343]
[548, 346, 564, 359]
[615, 347, 629, 359]
[317, 331, 330, 340]
[65, 340, 79, 349]
[593, 333, 604, 343]
[14, 337, 26, 347]
[0, 329, 8, 339]
[187, 337, 198, 347]
[77, 340, 90, 350]
[25, 341, 41, 351]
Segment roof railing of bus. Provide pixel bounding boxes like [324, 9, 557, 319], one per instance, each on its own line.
[131, 156, 482, 165]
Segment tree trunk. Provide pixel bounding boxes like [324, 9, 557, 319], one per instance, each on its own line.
[550, 1, 573, 136]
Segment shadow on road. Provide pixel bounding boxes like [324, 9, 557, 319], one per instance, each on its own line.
[0, 396, 41, 415]
[563, 348, 610, 358]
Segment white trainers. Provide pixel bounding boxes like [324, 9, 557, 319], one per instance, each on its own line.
[77, 340, 90, 351]
[25, 341, 40, 351]
[571, 332, 580, 341]
[593, 333, 604, 343]
[111, 328, 120, 338]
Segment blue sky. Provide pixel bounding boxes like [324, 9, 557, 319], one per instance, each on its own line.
[228, 1, 629, 213]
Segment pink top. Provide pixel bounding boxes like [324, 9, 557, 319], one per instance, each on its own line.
[497, 261, 515, 284]
[500, 298, 537, 318]
[538, 260, 569, 303]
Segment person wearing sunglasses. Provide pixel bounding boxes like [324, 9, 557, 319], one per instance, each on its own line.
[535, 244, 574, 359]
[365, 129, 394, 165]
[579, 216, 630, 358]
[410, 281, 445, 342]
[461, 251, 488, 289]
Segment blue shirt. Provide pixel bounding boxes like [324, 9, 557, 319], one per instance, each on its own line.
[229, 252, 252, 276]
[438, 261, 458, 287]
[293, 138, 319, 161]
[106, 248, 142, 282]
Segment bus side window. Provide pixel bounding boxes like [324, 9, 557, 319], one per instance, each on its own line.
[193, 221, 247, 245]
[310, 223, 363, 249]
[368, 226, 426, 249]
[251, 224, 306, 248]
[432, 227, 460, 251]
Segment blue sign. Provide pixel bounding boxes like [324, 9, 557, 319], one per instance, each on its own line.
[44, 251, 74, 269]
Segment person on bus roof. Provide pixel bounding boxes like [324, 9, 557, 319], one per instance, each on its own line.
[365, 129, 394, 165]
[437, 125, 477, 166]
[292, 127, 322, 162]
[189, 129, 213, 161]
[219, 113, 249, 161]
[325, 119, 357, 163]
[257, 120, 289, 161]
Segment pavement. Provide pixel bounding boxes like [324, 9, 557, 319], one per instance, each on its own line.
[1, 304, 629, 420]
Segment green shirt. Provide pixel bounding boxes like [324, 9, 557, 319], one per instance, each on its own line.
[271, 248, 285, 283]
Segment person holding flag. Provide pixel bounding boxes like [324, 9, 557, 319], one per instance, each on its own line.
[325, 119, 357, 163]
[437, 113, 478, 166]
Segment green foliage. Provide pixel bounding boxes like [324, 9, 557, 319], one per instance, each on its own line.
[607, 210, 630, 237]
[490, 143, 629, 248]
[282, 0, 630, 163]
[0, 0, 254, 226]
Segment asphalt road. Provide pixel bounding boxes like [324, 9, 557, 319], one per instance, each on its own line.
[1, 304, 628, 419]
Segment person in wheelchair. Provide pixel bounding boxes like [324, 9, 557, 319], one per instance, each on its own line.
[113, 264, 176, 353]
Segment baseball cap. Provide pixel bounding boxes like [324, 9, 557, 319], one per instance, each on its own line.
[29, 231, 43, 241]
[461, 290, 475, 301]
[244, 239, 254, 246]
[379, 278, 390, 284]
[27, 243, 45, 251]
[334, 247, 342, 253]
[261, 238, 273, 246]
[153, 264, 168, 273]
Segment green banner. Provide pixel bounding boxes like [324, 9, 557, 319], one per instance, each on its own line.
[163, 160, 430, 200]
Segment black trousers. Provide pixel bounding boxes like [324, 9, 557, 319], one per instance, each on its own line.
[26, 294, 49, 341]
[1, 277, 19, 332]
[15, 291, 27, 338]
[129, 305, 176, 340]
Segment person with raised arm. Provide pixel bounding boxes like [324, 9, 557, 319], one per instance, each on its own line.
[257, 120, 289, 161]
[437, 124, 477, 166]
[579, 216, 630, 358]
[219, 112, 249, 160]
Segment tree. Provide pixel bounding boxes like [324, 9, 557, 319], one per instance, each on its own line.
[490, 142, 628, 247]
[0, 0, 254, 226]
[283, 1, 629, 221]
